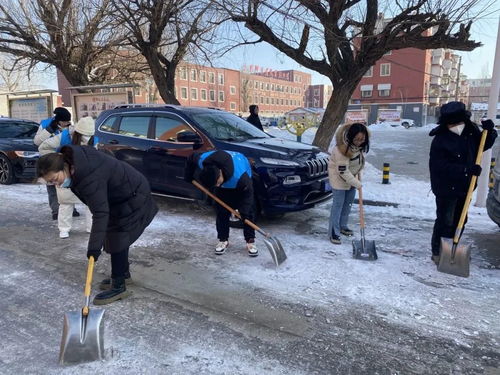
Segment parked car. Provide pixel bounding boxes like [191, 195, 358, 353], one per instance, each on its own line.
[0, 117, 39, 185]
[487, 147, 500, 227]
[94, 105, 332, 216]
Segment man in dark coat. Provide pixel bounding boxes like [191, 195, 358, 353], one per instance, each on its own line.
[185, 150, 258, 256]
[429, 101, 497, 265]
[37, 145, 158, 304]
[247, 104, 264, 131]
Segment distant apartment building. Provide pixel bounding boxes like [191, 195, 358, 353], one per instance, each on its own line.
[468, 78, 500, 104]
[429, 49, 469, 108]
[305, 84, 333, 108]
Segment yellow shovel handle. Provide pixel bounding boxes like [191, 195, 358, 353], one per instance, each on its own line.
[453, 129, 488, 243]
[82, 256, 95, 316]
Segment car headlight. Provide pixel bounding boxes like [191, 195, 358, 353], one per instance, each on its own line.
[283, 175, 301, 185]
[14, 151, 39, 158]
[260, 157, 299, 166]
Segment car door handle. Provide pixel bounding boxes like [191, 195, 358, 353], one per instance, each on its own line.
[109, 139, 119, 144]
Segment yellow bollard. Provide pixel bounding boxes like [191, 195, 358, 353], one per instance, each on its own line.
[490, 157, 496, 189]
[382, 163, 390, 184]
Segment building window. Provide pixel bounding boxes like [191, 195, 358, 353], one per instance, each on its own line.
[201, 89, 207, 101]
[254, 81, 259, 89]
[209, 90, 215, 101]
[271, 98, 275, 105]
[384, 50, 392, 56]
[191, 88, 198, 100]
[260, 82, 264, 90]
[218, 91, 224, 102]
[180, 87, 188, 99]
[378, 89, 390, 97]
[285, 86, 289, 93]
[271, 83, 275, 91]
[260, 96, 264, 104]
[230, 86, 236, 95]
[380, 63, 391, 76]
[254, 95, 258, 103]
[208, 72, 215, 84]
[298, 75, 302, 82]
[180, 67, 187, 80]
[218, 73, 224, 85]
[363, 66, 373, 77]
[286, 99, 289, 105]
[281, 99, 284, 105]
[298, 88, 301, 94]
[266, 97, 269, 104]
[361, 90, 372, 98]
[200, 71, 206, 83]
[230, 102, 236, 110]
[190, 69, 197, 81]
[266, 83, 270, 90]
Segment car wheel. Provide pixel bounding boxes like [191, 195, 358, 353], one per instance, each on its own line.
[0, 154, 16, 185]
[402, 121, 410, 129]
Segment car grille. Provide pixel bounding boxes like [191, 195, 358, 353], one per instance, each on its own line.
[306, 157, 329, 177]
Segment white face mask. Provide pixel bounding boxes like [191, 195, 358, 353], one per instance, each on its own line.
[449, 124, 465, 136]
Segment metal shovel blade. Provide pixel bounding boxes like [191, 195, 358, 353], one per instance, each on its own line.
[263, 236, 287, 266]
[352, 239, 378, 261]
[438, 238, 470, 278]
[59, 308, 105, 365]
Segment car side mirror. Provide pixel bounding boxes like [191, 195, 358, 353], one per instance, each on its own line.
[177, 131, 202, 148]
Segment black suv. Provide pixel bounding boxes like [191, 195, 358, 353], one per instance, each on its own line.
[0, 117, 39, 184]
[94, 105, 332, 216]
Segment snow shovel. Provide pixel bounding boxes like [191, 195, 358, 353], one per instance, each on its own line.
[192, 180, 287, 266]
[59, 256, 105, 365]
[438, 129, 488, 278]
[352, 176, 377, 260]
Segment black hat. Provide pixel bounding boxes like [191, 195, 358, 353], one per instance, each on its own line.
[199, 164, 220, 189]
[53, 107, 71, 122]
[438, 101, 469, 125]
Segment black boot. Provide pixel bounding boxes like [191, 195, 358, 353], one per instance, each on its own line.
[99, 271, 132, 290]
[93, 277, 132, 305]
[330, 229, 341, 244]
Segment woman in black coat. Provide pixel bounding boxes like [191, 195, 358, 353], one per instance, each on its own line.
[429, 101, 497, 265]
[37, 145, 158, 305]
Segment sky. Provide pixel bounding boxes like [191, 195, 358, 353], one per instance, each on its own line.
[29, 8, 500, 90]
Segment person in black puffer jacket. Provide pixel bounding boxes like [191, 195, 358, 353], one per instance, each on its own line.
[246, 105, 264, 131]
[429, 101, 497, 265]
[36, 145, 158, 305]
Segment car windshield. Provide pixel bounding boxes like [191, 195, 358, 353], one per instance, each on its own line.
[0, 122, 38, 138]
[189, 111, 270, 141]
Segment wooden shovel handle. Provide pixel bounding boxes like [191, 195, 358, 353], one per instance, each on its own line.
[357, 174, 365, 229]
[192, 180, 263, 234]
[82, 256, 95, 316]
[453, 129, 488, 243]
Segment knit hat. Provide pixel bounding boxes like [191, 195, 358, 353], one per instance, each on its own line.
[74, 116, 95, 136]
[53, 107, 71, 122]
[437, 101, 470, 125]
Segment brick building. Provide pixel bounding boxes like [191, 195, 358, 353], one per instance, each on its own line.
[305, 84, 333, 108]
[349, 48, 433, 126]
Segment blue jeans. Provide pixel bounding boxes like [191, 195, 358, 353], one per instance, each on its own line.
[328, 187, 356, 238]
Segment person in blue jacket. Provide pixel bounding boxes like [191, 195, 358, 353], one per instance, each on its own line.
[185, 150, 258, 257]
[34, 107, 78, 220]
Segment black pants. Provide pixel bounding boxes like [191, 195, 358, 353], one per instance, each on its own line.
[215, 187, 255, 242]
[46, 184, 59, 215]
[431, 196, 467, 256]
[110, 247, 130, 279]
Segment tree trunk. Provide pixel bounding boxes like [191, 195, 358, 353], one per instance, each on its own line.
[313, 84, 357, 151]
[143, 50, 180, 105]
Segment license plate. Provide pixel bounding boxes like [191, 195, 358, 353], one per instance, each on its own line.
[324, 181, 332, 192]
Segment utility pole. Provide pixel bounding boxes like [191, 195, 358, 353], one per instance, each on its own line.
[475, 16, 500, 207]
[454, 55, 462, 101]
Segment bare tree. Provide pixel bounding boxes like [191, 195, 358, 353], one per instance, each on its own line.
[225, 0, 490, 150]
[0, 0, 138, 87]
[111, 0, 225, 104]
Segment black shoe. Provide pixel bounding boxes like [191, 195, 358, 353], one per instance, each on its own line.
[99, 272, 132, 290]
[93, 277, 132, 305]
[72, 209, 80, 217]
[431, 255, 440, 266]
[52, 213, 58, 220]
[340, 228, 354, 236]
[330, 234, 341, 245]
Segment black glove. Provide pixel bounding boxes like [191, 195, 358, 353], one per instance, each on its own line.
[87, 249, 101, 262]
[481, 119, 495, 131]
[46, 120, 59, 134]
[468, 164, 482, 176]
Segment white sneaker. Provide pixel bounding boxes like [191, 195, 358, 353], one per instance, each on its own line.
[246, 242, 258, 257]
[59, 231, 69, 239]
[215, 241, 229, 255]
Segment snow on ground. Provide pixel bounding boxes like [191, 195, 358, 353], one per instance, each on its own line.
[1, 124, 499, 359]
